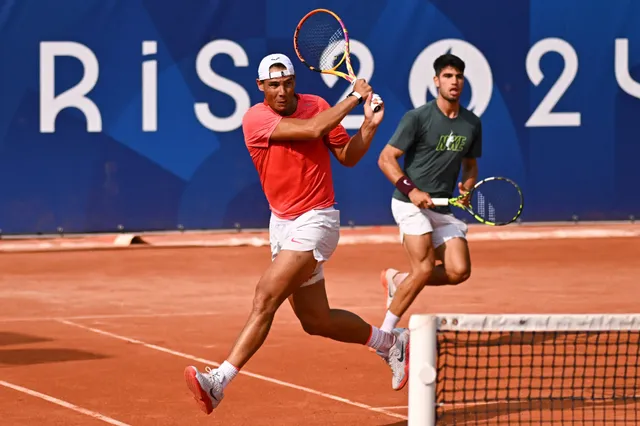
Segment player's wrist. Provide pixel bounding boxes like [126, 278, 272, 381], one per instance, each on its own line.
[460, 182, 474, 193]
[347, 91, 364, 105]
[395, 175, 417, 196]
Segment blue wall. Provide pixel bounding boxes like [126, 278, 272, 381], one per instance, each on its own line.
[1, 0, 639, 234]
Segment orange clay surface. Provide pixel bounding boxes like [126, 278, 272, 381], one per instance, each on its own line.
[0, 233, 638, 425]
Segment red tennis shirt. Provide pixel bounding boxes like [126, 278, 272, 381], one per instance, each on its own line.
[241, 94, 350, 220]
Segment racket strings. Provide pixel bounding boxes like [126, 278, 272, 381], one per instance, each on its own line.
[296, 13, 346, 70]
[470, 179, 523, 225]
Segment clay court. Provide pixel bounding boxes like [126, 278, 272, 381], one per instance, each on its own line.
[0, 223, 639, 425]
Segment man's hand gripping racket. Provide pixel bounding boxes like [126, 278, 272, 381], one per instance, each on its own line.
[431, 177, 525, 226]
[294, 8, 383, 113]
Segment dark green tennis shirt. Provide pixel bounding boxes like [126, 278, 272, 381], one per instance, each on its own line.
[388, 100, 482, 204]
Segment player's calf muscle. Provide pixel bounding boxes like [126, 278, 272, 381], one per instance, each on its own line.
[404, 236, 437, 286]
[388, 261, 434, 316]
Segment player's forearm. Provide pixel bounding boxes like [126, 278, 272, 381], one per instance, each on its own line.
[339, 119, 379, 167]
[309, 96, 359, 138]
[460, 162, 478, 191]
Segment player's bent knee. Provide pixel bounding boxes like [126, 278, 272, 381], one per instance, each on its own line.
[447, 264, 471, 284]
[251, 289, 282, 316]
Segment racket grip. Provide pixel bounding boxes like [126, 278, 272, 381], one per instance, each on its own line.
[431, 198, 449, 206]
[371, 93, 382, 112]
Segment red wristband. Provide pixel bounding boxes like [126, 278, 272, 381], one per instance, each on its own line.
[395, 176, 417, 196]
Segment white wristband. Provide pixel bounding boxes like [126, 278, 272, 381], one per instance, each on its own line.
[348, 91, 363, 104]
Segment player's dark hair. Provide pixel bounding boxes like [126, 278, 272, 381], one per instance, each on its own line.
[433, 54, 465, 76]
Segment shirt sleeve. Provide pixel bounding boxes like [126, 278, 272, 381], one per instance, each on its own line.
[317, 97, 350, 148]
[387, 110, 418, 152]
[464, 120, 483, 158]
[241, 105, 283, 148]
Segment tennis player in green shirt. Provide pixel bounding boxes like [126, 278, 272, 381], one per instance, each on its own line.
[377, 53, 482, 333]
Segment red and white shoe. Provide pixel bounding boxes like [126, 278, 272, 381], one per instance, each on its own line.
[380, 268, 400, 309]
[378, 327, 410, 391]
[184, 366, 224, 414]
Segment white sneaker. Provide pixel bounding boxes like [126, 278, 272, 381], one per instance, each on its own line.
[184, 366, 224, 414]
[386, 328, 410, 391]
[380, 268, 399, 309]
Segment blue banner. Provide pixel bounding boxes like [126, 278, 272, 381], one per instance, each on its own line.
[1, 0, 639, 234]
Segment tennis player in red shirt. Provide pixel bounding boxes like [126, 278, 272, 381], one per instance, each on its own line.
[184, 53, 410, 414]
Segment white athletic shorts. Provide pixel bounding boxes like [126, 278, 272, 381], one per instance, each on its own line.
[269, 206, 340, 287]
[391, 198, 468, 248]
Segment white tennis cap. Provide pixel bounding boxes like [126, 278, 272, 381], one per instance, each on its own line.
[257, 53, 295, 80]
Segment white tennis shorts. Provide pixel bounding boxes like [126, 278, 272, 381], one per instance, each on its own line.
[391, 198, 468, 248]
[269, 206, 340, 287]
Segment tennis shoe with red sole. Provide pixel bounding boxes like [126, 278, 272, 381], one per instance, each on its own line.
[381, 268, 399, 309]
[377, 327, 410, 390]
[184, 366, 224, 414]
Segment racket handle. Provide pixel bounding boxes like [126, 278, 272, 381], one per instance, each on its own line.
[431, 198, 449, 206]
[371, 93, 382, 112]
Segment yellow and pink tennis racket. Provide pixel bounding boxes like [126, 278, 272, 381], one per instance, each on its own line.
[293, 8, 382, 112]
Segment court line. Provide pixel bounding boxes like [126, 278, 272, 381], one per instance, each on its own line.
[58, 319, 408, 421]
[0, 380, 131, 426]
[375, 405, 408, 410]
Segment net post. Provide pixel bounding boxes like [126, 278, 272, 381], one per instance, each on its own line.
[408, 314, 437, 426]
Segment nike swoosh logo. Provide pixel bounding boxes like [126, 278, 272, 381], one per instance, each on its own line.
[291, 238, 303, 244]
[397, 345, 405, 363]
[209, 388, 219, 401]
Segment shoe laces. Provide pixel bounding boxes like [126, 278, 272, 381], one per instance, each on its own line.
[204, 366, 221, 380]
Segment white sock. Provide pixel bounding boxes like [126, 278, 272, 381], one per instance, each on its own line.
[366, 326, 396, 353]
[380, 311, 401, 333]
[218, 360, 239, 389]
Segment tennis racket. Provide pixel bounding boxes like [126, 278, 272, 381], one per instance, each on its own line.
[431, 177, 524, 226]
[293, 8, 382, 112]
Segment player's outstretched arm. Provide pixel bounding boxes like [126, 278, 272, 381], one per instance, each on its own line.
[271, 79, 372, 141]
[329, 93, 384, 167]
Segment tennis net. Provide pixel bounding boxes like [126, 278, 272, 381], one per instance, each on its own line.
[408, 314, 640, 425]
